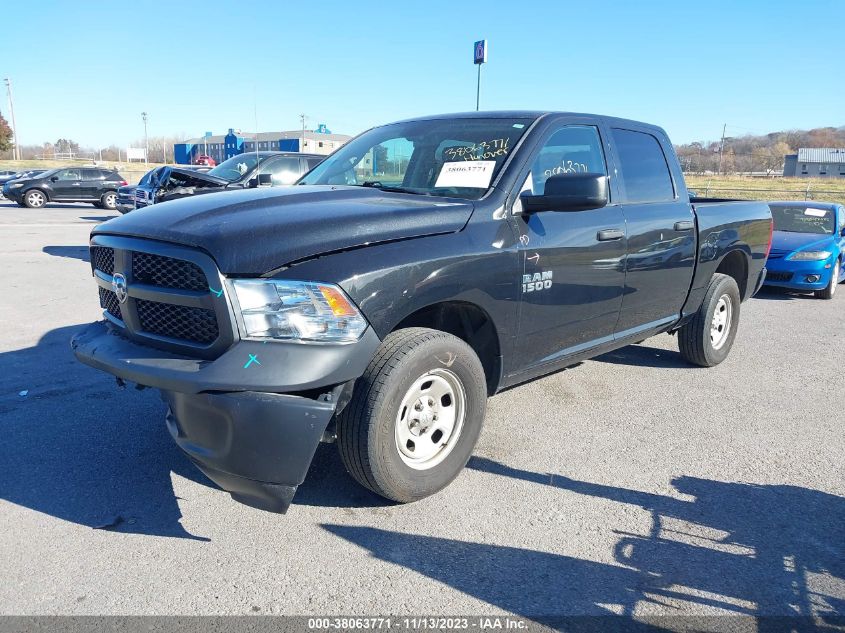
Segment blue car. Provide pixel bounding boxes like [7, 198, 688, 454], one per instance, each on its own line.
[765, 201, 845, 299]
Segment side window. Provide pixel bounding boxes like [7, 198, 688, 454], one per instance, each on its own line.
[82, 169, 104, 181]
[839, 207, 845, 232]
[56, 169, 81, 180]
[529, 126, 606, 195]
[306, 157, 323, 170]
[612, 129, 674, 203]
[259, 157, 302, 185]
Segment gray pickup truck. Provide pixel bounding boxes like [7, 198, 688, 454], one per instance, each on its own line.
[72, 111, 772, 513]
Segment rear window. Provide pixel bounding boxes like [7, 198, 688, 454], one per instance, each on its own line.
[770, 205, 835, 235]
[612, 128, 675, 203]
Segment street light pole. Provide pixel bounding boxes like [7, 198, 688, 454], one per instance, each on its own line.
[141, 111, 149, 164]
[300, 113, 307, 153]
[4, 78, 20, 161]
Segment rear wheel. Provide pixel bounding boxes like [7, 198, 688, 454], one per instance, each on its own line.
[23, 189, 47, 209]
[100, 191, 117, 211]
[336, 328, 487, 503]
[814, 259, 840, 300]
[678, 273, 741, 367]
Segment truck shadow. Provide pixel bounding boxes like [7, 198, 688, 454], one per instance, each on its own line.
[324, 460, 844, 624]
[593, 344, 693, 369]
[42, 245, 91, 263]
[295, 443, 391, 510]
[0, 325, 211, 541]
[451, 457, 844, 622]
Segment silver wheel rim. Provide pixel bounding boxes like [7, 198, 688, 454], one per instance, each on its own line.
[394, 368, 466, 470]
[104, 193, 116, 208]
[27, 191, 44, 207]
[710, 294, 732, 350]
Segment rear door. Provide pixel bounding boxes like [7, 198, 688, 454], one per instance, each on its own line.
[512, 119, 627, 371]
[50, 168, 83, 199]
[611, 127, 696, 336]
[79, 169, 105, 199]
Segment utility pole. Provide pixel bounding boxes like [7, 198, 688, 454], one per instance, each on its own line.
[141, 111, 149, 164]
[717, 123, 727, 175]
[300, 114, 307, 153]
[4, 78, 20, 161]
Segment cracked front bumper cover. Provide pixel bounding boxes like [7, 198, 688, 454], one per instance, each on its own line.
[71, 320, 379, 512]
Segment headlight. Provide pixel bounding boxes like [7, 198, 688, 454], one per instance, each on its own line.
[232, 279, 367, 342]
[788, 250, 832, 261]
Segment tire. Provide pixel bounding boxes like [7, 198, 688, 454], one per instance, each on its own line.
[678, 273, 741, 367]
[100, 191, 117, 211]
[337, 327, 487, 503]
[23, 189, 47, 209]
[814, 259, 840, 300]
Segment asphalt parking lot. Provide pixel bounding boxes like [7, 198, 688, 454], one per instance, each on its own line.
[0, 201, 842, 622]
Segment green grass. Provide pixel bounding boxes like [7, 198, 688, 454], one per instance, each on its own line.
[684, 175, 845, 206]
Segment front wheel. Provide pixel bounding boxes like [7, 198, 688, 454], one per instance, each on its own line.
[23, 189, 47, 209]
[678, 273, 741, 367]
[336, 328, 487, 503]
[814, 259, 840, 300]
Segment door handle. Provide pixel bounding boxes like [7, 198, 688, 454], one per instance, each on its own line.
[674, 220, 694, 231]
[597, 228, 624, 241]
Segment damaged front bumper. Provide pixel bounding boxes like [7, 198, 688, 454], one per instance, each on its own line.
[71, 320, 379, 513]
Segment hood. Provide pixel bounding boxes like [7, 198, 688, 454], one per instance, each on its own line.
[162, 166, 230, 187]
[93, 186, 474, 274]
[770, 231, 834, 254]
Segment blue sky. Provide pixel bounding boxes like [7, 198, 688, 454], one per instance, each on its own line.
[1, 0, 842, 148]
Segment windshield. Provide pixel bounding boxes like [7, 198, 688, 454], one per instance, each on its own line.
[206, 154, 265, 182]
[771, 205, 835, 235]
[299, 117, 534, 199]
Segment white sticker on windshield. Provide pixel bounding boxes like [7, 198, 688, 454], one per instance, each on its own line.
[435, 160, 496, 189]
[805, 208, 827, 217]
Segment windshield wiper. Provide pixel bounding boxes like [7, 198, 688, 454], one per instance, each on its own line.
[361, 181, 431, 196]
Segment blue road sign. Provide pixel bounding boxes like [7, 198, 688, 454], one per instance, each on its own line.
[474, 40, 487, 65]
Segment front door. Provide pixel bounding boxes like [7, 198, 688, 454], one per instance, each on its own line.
[51, 168, 83, 199]
[513, 123, 626, 373]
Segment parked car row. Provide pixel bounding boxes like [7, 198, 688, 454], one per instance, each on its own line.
[1, 149, 325, 212]
[117, 151, 324, 213]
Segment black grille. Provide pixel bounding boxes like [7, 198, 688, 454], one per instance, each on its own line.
[91, 246, 115, 275]
[133, 253, 208, 291]
[136, 299, 218, 344]
[98, 287, 122, 320]
[766, 271, 793, 282]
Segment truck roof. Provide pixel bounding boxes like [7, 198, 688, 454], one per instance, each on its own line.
[390, 110, 667, 135]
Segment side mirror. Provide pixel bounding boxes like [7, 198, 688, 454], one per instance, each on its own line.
[50, 176, 59, 182]
[519, 173, 608, 213]
[257, 173, 273, 186]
